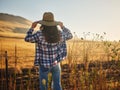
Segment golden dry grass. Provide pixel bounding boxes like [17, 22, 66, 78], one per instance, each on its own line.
[0, 35, 120, 69]
[0, 36, 120, 90]
[0, 37, 35, 69]
[0, 37, 104, 69]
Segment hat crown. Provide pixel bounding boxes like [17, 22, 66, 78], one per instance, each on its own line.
[43, 12, 54, 22]
[38, 12, 59, 26]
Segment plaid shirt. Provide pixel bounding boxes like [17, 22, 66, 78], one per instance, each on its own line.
[25, 27, 73, 68]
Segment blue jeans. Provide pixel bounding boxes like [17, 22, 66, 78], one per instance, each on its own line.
[39, 63, 62, 90]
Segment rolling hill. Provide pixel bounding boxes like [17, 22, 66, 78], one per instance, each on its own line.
[0, 13, 32, 38]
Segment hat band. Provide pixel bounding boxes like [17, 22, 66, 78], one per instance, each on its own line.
[43, 20, 54, 22]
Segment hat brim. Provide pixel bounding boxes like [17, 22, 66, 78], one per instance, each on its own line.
[38, 20, 60, 26]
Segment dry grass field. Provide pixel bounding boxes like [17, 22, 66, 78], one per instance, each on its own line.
[0, 35, 120, 68]
[0, 37, 35, 69]
[0, 35, 120, 90]
[0, 36, 106, 69]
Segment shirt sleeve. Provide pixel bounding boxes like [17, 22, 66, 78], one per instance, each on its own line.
[24, 28, 42, 43]
[62, 27, 73, 40]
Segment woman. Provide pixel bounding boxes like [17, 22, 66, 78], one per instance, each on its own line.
[25, 12, 73, 90]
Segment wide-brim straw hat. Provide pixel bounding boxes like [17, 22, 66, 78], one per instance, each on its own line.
[38, 12, 60, 26]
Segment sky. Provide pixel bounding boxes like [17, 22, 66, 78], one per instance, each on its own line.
[0, 0, 120, 41]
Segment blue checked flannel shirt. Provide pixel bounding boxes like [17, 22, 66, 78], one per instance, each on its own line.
[25, 27, 73, 68]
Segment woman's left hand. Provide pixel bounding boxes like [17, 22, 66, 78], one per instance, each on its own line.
[31, 21, 38, 29]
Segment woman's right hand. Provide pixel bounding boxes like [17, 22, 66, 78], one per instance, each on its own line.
[59, 22, 64, 29]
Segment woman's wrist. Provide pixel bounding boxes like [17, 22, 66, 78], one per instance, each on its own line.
[61, 26, 65, 29]
[30, 27, 34, 30]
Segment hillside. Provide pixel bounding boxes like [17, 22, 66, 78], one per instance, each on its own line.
[0, 13, 32, 38]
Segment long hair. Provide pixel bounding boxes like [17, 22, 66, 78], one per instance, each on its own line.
[41, 25, 60, 43]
